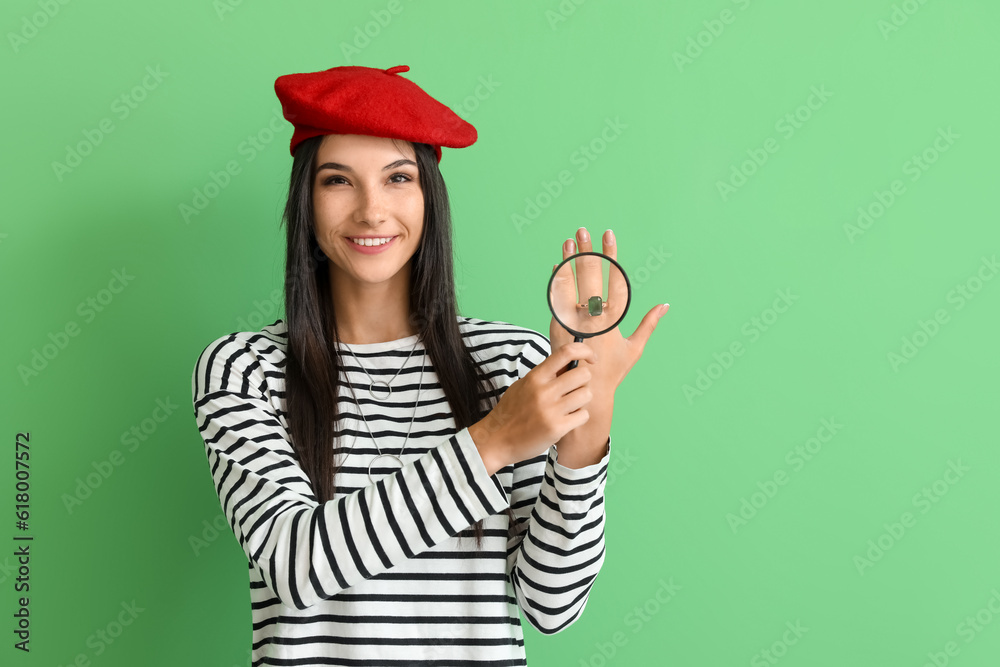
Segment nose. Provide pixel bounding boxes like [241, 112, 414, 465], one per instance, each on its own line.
[354, 182, 387, 226]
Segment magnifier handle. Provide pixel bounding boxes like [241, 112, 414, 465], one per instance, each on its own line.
[566, 335, 585, 371]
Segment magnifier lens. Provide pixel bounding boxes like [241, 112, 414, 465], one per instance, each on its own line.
[549, 253, 629, 338]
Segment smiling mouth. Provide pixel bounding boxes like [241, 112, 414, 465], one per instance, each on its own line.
[347, 235, 398, 247]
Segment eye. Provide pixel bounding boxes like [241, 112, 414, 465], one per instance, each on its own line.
[322, 173, 414, 186]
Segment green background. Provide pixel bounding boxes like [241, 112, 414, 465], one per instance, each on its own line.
[2, 1, 998, 665]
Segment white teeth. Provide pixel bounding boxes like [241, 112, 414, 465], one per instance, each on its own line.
[351, 237, 394, 247]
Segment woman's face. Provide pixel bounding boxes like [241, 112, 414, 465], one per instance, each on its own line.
[312, 133, 424, 289]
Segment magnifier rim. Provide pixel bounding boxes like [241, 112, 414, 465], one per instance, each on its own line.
[546, 250, 632, 339]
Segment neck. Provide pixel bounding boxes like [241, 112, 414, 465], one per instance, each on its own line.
[329, 262, 417, 345]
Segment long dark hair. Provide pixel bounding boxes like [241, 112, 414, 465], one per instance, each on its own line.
[279, 134, 515, 548]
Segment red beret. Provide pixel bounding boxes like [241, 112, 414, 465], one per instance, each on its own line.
[273, 64, 477, 162]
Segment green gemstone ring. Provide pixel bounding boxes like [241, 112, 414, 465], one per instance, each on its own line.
[578, 295, 606, 316]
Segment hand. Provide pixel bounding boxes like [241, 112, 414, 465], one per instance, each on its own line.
[548, 227, 668, 468]
[469, 342, 597, 476]
[549, 227, 668, 401]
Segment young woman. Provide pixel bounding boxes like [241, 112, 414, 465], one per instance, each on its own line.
[191, 64, 668, 666]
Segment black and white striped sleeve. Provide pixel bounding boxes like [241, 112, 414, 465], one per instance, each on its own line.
[504, 332, 610, 634]
[190, 334, 510, 610]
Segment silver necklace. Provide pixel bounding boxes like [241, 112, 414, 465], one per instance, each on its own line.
[340, 341, 425, 485]
[342, 336, 421, 400]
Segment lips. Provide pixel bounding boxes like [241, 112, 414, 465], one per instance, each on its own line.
[348, 235, 397, 245]
[346, 235, 399, 254]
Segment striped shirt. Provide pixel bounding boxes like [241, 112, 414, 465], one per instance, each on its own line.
[190, 315, 610, 666]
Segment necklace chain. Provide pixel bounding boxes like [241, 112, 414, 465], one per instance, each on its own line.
[343, 336, 421, 399]
[339, 337, 425, 485]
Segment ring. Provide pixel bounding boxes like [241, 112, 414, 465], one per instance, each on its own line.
[368, 453, 403, 485]
[576, 295, 607, 316]
[369, 379, 391, 400]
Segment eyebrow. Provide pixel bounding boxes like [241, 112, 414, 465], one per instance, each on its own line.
[315, 158, 417, 173]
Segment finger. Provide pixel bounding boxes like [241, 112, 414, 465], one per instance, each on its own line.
[602, 229, 616, 262]
[541, 341, 596, 380]
[604, 229, 627, 317]
[574, 227, 603, 311]
[550, 308, 574, 340]
[626, 304, 669, 354]
[558, 382, 593, 415]
[553, 247, 578, 329]
[552, 361, 594, 398]
[553, 263, 577, 312]
[562, 340, 597, 363]
[558, 239, 578, 320]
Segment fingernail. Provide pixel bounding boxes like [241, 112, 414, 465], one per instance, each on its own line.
[564, 239, 575, 252]
[577, 227, 589, 242]
[660, 303, 669, 315]
[605, 229, 615, 245]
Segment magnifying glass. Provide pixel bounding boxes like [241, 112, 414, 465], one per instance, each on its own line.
[547, 251, 632, 371]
